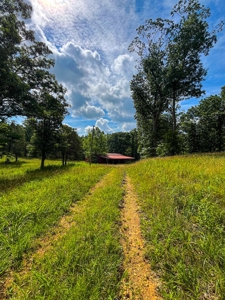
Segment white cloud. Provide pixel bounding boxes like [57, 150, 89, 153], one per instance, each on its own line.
[77, 105, 105, 119]
[68, 92, 90, 110]
[122, 122, 136, 132]
[26, 0, 225, 133]
[46, 41, 136, 124]
[76, 127, 82, 133]
[30, 0, 139, 59]
[112, 54, 135, 76]
[95, 118, 113, 133]
[108, 98, 135, 123]
[85, 125, 94, 134]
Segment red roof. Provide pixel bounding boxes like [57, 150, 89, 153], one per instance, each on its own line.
[99, 153, 135, 160]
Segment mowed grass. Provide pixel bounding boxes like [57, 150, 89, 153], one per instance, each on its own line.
[7, 168, 125, 300]
[127, 154, 225, 299]
[0, 159, 111, 277]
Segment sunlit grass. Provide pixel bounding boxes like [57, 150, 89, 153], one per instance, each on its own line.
[0, 158, 88, 194]
[0, 160, 111, 276]
[127, 154, 225, 299]
[7, 168, 125, 300]
[2, 154, 225, 299]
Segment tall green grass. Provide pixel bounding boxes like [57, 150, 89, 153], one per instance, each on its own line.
[0, 158, 86, 195]
[127, 154, 225, 299]
[3, 154, 225, 299]
[8, 168, 125, 300]
[0, 161, 111, 276]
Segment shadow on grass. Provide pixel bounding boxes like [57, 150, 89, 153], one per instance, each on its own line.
[0, 163, 76, 195]
[0, 160, 28, 169]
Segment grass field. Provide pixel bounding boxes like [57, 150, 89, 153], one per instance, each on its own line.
[7, 168, 125, 300]
[1, 155, 225, 299]
[0, 159, 112, 277]
[127, 154, 225, 299]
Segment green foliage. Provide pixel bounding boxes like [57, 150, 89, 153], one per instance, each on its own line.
[156, 130, 182, 156]
[0, 0, 31, 119]
[26, 89, 68, 168]
[181, 86, 225, 153]
[0, 0, 59, 120]
[107, 129, 139, 159]
[0, 0, 69, 168]
[0, 121, 26, 161]
[83, 127, 108, 162]
[129, 0, 223, 156]
[58, 124, 83, 165]
[130, 52, 169, 155]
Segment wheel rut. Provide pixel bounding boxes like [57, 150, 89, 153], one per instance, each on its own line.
[120, 175, 161, 300]
[0, 172, 110, 300]
[1, 171, 162, 300]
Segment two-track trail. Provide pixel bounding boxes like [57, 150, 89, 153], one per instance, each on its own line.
[0, 172, 111, 300]
[120, 175, 161, 300]
[1, 169, 161, 300]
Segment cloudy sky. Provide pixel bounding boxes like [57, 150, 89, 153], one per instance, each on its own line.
[27, 0, 225, 135]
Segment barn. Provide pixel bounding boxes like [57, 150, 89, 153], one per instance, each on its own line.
[98, 153, 135, 164]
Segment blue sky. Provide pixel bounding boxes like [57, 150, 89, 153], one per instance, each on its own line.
[27, 0, 225, 135]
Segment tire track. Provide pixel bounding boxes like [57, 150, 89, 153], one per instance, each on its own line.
[0, 172, 111, 300]
[120, 175, 161, 300]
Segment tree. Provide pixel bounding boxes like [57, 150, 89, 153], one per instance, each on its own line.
[6, 122, 26, 161]
[129, 20, 173, 155]
[129, 129, 139, 159]
[0, 121, 9, 157]
[131, 67, 168, 156]
[58, 125, 82, 166]
[27, 84, 68, 169]
[83, 127, 108, 163]
[0, 0, 55, 120]
[179, 108, 201, 153]
[129, 0, 223, 156]
[167, 0, 223, 131]
[107, 130, 139, 159]
[0, 121, 26, 161]
[107, 132, 130, 155]
[181, 87, 225, 153]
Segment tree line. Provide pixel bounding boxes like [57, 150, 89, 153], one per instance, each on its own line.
[0, 121, 139, 163]
[82, 127, 139, 163]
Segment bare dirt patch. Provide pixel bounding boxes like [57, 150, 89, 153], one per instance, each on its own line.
[120, 176, 161, 300]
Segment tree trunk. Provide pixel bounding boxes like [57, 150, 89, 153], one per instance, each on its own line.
[172, 91, 176, 131]
[152, 116, 158, 156]
[8, 140, 12, 153]
[40, 148, 46, 169]
[62, 152, 65, 166]
[217, 115, 223, 152]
